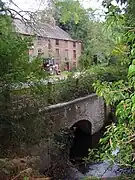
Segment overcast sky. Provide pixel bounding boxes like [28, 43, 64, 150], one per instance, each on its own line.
[4, 0, 121, 21]
[8, 0, 103, 11]
[4, 0, 105, 21]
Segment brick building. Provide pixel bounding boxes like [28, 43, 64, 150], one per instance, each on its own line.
[13, 19, 82, 70]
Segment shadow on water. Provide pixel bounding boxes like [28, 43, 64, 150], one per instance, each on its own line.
[69, 122, 106, 174]
[69, 118, 135, 178]
[69, 120, 92, 163]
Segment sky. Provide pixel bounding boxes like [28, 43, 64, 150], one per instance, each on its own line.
[4, 0, 105, 21]
[7, 0, 104, 12]
[4, 0, 121, 21]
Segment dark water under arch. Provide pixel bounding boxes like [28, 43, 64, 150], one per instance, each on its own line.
[69, 120, 105, 163]
[69, 119, 135, 178]
[69, 125, 91, 161]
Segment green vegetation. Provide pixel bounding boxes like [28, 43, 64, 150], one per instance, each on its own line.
[53, 0, 135, 174]
[23, 64, 127, 106]
[33, 0, 115, 69]
[88, 0, 135, 169]
[55, 0, 115, 69]
[0, 13, 124, 158]
[0, 14, 50, 156]
[0, 0, 135, 179]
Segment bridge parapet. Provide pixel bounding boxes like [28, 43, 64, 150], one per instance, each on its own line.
[39, 93, 109, 134]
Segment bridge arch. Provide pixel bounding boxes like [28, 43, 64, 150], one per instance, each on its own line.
[70, 119, 92, 134]
[69, 119, 92, 162]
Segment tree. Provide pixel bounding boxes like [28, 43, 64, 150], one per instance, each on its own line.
[0, 15, 30, 103]
[31, 0, 114, 69]
[0, 14, 30, 151]
[51, 0, 135, 167]
[54, 0, 115, 68]
[91, 0, 135, 167]
[0, 9, 47, 153]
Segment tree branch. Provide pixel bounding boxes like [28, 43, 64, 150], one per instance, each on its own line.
[125, 138, 135, 144]
[109, 87, 132, 93]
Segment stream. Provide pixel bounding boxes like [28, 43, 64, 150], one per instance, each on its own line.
[71, 160, 134, 179]
[69, 126, 135, 179]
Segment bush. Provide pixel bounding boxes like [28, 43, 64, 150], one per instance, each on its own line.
[53, 64, 127, 103]
[27, 64, 127, 106]
[86, 65, 128, 82]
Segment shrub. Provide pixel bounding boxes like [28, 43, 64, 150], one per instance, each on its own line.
[54, 64, 127, 103]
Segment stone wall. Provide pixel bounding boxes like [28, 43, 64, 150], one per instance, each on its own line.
[29, 37, 82, 69]
[39, 93, 107, 135]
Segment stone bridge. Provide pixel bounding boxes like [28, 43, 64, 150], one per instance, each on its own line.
[38, 93, 111, 171]
[40, 93, 110, 135]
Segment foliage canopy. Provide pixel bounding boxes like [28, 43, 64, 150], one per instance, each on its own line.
[90, 0, 135, 168]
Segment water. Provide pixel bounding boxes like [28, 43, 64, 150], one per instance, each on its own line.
[70, 162, 120, 179]
[69, 125, 134, 179]
[85, 161, 121, 178]
[72, 158, 135, 179]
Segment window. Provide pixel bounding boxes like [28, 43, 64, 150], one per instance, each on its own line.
[73, 42, 76, 48]
[37, 36, 42, 45]
[56, 39, 59, 46]
[56, 49, 59, 57]
[64, 40, 68, 48]
[48, 52, 51, 57]
[65, 49, 68, 59]
[73, 50, 76, 59]
[73, 62, 77, 68]
[29, 43, 34, 50]
[38, 48, 43, 56]
[48, 39, 51, 49]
